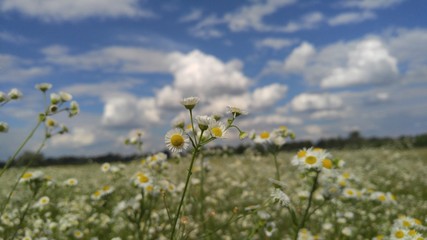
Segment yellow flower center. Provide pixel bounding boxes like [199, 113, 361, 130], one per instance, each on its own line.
[47, 119, 55, 127]
[138, 175, 149, 183]
[22, 172, 33, 179]
[378, 195, 386, 202]
[409, 230, 417, 236]
[211, 127, 223, 137]
[346, 189, 354, 196]
[260, 131, 270, 139]
[102, 185, 110, 191]
[342, 172, 350, 179]
[297, 150, 306, 158]
[305, 156, 317, 165]
[171, 134, 184, 147]
[94, 190, 101, 197]
[414, 218, 422, 225]
[403, 220, 411, 227]
[322, 159, 333, 169]
[395, 230, 405, 238]
[41, 198, 49, 204]
[145, 185, 154, 192]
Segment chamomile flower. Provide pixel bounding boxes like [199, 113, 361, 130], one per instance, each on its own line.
[227, 106, 248, 117]
[0, 122, 9, 133]
[271, 188, 291, 208]
[59, 91, 73, 102]
[133, 172, 152, 188]
[165, 128, 189, 152]
[196, 115, 211, 131]
[8, 88, 22, 100]
[73, 229, 84, 239]
[0, 91, 8, 103]
[35, 196, 50, 208]
[254, 131, 271, 144]
[101, 163, 111, 173]
[181, 96, 199, 110]
[50, 93, 61, 105]
[35, 83, 52, 92]
[264, 222, 277, 237]
[64, 178, 78, 187]
[69, 101, 80, 117]
[208, 119, 227, 139]
[20, 171, 44, 183]
[45, 117, 58, 128]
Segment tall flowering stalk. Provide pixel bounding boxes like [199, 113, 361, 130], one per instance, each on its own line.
[0, 83, 79, 215]
[166, 97, 246, 239]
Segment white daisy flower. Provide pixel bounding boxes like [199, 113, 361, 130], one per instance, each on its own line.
[50, 93, 61, 104]
[37, 196, 50, 206]
[227, 106, 248, 117]
[69, 101, 80, 117]
[8, 88, 22, 100]
[35, 83, 52, 92]
[254, 131, 271, 144]
[208, 120, 227, 139]
[271, 188, 291, 208]
[181, 96, 199, 110]
[101, 163, 111, 173]
[65, 178, 78, 187]
[196, 115, 211, 131]
[0, 91, 9, 102]
[0, 122, 9, 133]
[165, 128, 189, 152]
[59, 91, 73, 102]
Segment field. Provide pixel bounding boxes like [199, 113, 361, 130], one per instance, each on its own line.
[1, 147, 426, 240]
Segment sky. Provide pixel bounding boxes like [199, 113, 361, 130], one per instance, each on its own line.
[1, 0, 427, 159]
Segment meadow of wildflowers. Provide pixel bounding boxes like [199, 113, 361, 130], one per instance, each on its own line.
[1, 85, 427, 240]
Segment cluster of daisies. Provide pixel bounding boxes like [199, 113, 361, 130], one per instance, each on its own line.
[165, 97, 247, 153]
[388, 216, 426, 240]
[250, 126, 295, 147]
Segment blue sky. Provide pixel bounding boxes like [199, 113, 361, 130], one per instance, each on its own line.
[1, 0, 427, 158]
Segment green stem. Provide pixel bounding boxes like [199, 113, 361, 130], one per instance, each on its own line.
[170, 148, 199, 240]
[200, 156, 206, 236]
[0, 120, 42, 179]
[0, 137, 47, 216]
[294, 171, 320, 240]
[272, 152, 280, 181]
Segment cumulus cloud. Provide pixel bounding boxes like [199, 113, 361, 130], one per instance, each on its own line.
[51, 127, 96, 148]
[320, 38, 399, 88]
[0, 0, 153, 22]
[42, 45, 170, 73]
[96, 49, 288, 129]
[283, 42, 316, 73]
[288, 93, 343, 112]
[328, 11, 376, 26]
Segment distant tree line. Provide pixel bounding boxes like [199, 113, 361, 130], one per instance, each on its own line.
[1, 131, 427, 167]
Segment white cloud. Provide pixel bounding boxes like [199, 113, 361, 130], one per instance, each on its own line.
[224, 0, 296, 32]
[251, 84, 287, 109]
[42, 45, 170, 73]
[341, 0, 405, 10]
[51, 127, 96, 148]
[240, 115, 302, 129]
[255, 38, 297, 50]
[189, 1, 325, 37]
[0, 54, 51, 82]
[328, 11, 376, 26]
[288, 93, 343, 112]
[283, 42, 316, 73]
[180, 9, 203, 23]
[0, 31, 28, 44]
[0, 0, 153, 22]
[320, 38, 399, 88]
[168, 50, 250, 98]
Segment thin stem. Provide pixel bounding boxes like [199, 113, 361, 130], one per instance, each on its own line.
[0, 120, 42, 179]
[200, 156, 206, 235]
[294, 171, 320, 240]
[189, 109, 197, 145]
[272, 152, 280, 181]
[0, 137, 47, 216]
[170, 148, 199, 240]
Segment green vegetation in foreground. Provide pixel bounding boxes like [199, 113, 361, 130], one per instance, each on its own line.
[1, 147, 426, 239]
